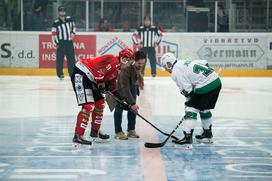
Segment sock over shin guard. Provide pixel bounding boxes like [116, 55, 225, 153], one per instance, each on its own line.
[181, 107, 199, 133]
[75, 104, 94, 136]
[91, 99, 105, 132]
[200, 110, 213, 129]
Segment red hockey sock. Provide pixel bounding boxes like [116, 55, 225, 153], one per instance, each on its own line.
[75, 104, 94, 136]
[91, 99, 105, 132]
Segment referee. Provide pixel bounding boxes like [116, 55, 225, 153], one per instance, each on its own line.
[51, 6, 76, 79]
[132, 16, 163, 77]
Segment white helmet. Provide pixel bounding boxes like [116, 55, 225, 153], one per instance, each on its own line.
[160, 52, 177, 69]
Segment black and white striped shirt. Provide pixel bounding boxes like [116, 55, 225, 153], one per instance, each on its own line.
[51, 16, 76, 45]
[132, 25, 163, 48]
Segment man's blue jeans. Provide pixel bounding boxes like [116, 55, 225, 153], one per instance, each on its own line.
[114, 85, 137, 133]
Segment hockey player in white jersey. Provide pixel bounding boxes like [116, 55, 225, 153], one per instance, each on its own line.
[160, 53, 222, 149]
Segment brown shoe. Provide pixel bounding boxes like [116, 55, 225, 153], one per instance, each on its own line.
[115, 132, 128, 140]
[127, 130, 140, 138]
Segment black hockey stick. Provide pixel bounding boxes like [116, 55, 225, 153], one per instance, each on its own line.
[107, 91, 179, 141]
[144, 118, 184, 148]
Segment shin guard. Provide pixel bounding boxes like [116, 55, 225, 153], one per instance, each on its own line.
[75, 104, 94, 136]
[91, 99, 105, 132]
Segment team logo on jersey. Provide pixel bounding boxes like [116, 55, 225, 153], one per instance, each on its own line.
[106, 64, 112, 70]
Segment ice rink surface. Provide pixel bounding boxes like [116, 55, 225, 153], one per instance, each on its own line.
[0, 76, 272, 181]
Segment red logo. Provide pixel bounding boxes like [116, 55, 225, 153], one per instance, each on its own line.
[39, 35, 96, 68]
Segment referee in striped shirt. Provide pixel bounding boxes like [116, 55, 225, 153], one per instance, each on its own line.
[51, 6, 76, 79]
[132, 16, 163, 77]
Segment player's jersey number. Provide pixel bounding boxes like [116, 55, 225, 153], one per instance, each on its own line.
[193, 64, 213, 77]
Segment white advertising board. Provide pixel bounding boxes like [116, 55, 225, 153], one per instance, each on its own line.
[0, 32, 271, 70]
[0, 32, 38, 68]
[180, 33, 268, 69]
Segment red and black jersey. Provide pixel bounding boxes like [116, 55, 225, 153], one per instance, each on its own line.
[78, 54, 121, 92]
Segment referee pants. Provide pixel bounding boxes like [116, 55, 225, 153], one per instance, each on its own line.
[141, 47, 157, 76]
[56, 40, 75, 77]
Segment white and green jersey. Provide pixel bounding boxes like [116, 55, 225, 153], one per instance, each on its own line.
[171, 59, 221, 95]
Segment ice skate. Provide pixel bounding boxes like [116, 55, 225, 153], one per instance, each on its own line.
[73, 134, 92, 148]
[90, 129, 110, 143]
[172, 130, 193, 150]
[195, 125, 213, 143]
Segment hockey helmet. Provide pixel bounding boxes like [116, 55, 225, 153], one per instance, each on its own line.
[161, 52, 177, 69]
[119, 48, 135, 60]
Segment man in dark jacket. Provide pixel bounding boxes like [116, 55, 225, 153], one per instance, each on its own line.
[106, 51, 146, 140]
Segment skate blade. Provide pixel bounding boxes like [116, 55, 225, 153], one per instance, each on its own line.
[196, 138, 213, 144]
[91, 138, 110, 143]
[73, 142, 92, 149]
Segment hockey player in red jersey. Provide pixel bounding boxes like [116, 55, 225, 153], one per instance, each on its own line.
[71, 48, 135, 145]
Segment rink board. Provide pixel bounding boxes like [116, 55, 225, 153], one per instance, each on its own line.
[1, 31, 272, 72]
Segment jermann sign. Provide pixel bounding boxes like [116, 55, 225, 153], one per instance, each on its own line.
[197, 37, 264, 63]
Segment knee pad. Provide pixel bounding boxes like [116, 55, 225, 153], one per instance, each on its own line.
[184, 107, 199, 120]
[200, 110, 212, 120]
[82, 103, 95, 112]
[79, 103, 95, 121]
[80, 103, 95, 117]
[94, 99, 105, 112]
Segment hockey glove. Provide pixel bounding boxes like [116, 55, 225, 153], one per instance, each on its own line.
[181, 90, 194, 98]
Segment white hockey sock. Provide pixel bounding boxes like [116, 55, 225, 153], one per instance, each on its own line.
[201, 117, 213, 129]
[181, 119, 198, 133]
[200, 110, 213, 129]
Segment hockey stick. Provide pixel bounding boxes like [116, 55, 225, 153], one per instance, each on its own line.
[106, 91, 179, 141]
[144, 118, 184, 148]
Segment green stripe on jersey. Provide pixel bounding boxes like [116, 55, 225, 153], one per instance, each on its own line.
[194, 78, 221, 94]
